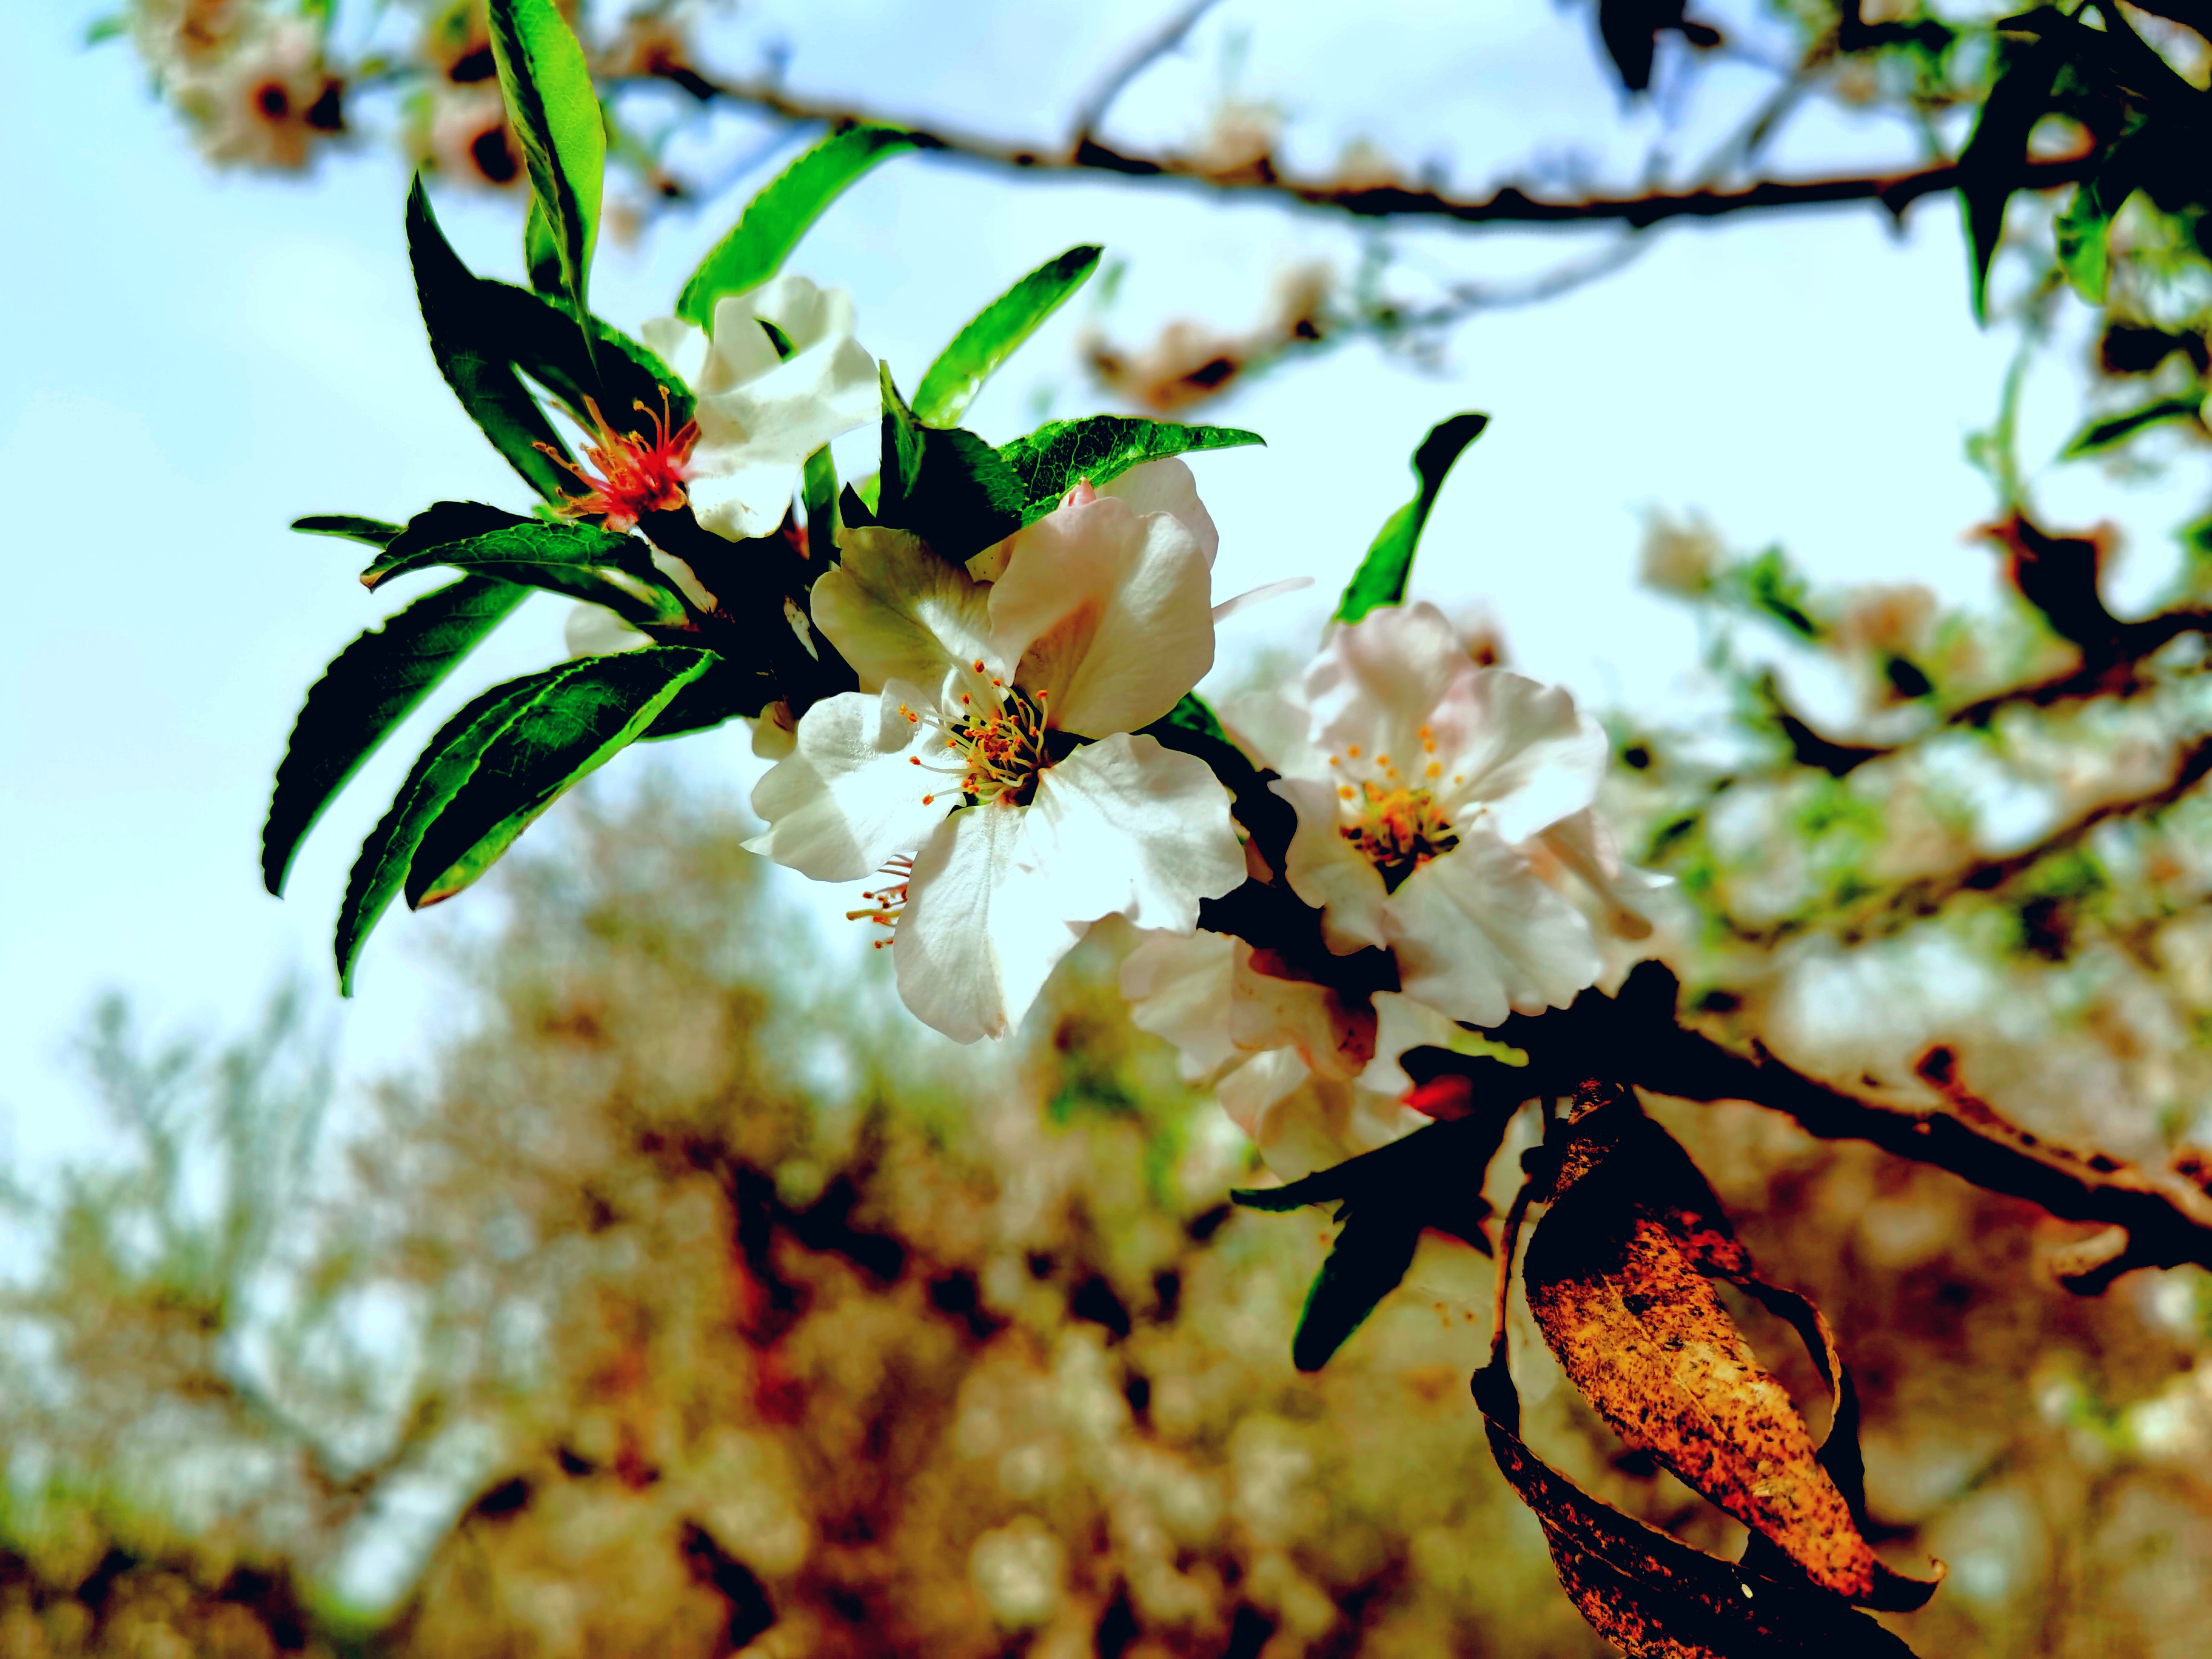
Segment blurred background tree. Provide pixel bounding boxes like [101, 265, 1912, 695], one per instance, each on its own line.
[22, 0, 2212, 1651]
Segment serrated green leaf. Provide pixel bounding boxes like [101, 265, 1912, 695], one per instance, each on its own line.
[874, 367, 1027, 561]
[292, 514, 403, 548]
[487, 0, 603, 322]
[366, 500, 689, 629]
[676, 126, 916, 328]
[997, 417, 1264, 523]
[1335, 413, 1488, 623]
[407, 176, 573, 501]
[2062, 394, 2203, 458]
[262, 575, 528, 896]
[913, 245, 1102, 427]
[405, 647, 714, 907]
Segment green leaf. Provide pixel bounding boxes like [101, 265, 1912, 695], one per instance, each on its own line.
[873, 367, 1027, 561]
[84, 13, 127, 44]
[1233, 1112, 1511, 1371]
[407, 176, 573, 501]
[2062, 394, 2204, 458]
[523, 196, 563, 297]
[479, 280, 694, 427]
[912, 245, 1102, 427]
[405, 648, 715, 906]
[676, 126, 917, 328]
[261, 575, 528, 896]
[2055, 184, 2114, 304]
[1955, 24, 2066, 321]
[997, 417, 1264, 524]
[1335, 413, 1489, 623]
[487, 0, 604, 321]
[803, 443, 839, 558]
[292, 514, 403, 548]
[641, 653, 768, 740]
[366, 501, 690, 629]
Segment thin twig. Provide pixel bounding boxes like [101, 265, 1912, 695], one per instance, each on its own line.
[1070, 0, 1227, 144]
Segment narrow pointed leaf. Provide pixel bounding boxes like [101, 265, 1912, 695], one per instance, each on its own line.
[292, 514, 402, 548]
[479, 281, 692, 427]
[1954, 27, 2066, 321]
[912, 244, 1102, 427]
[2062, 395, 2202, 458]
[404, 647, 714, 907]
[366, 501, 690, 629]
[642, 653, 768, 740]
[488, 0, 603, 320]
[997, 417, 1263, 523]
[1335, 413, 1488, 623]
[407, 176, 572, 500]
[873, 367, 1026, 561]
[677, 126, 916, 327]
[261, 575, 528, 896]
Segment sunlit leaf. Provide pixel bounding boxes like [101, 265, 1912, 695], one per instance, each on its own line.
[676, 126, 917, 328]
[487, 0, 604, 321]
[292, 514, 402, 548]
[365, 501, 689, 629]
[261, 575, 528, 896]
[1335, 413, 1487, 623]
[997, 416, 1263, 523]
[912, 245, 1102, 427]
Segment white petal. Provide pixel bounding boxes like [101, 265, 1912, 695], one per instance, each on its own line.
[1218, 685, 1325, 780]
[1306, 602, 1474, 767]
[686, 459, 802, 541]
[894, 803, 1085, 1043]
[563, 603, 649, 658]
[1359, 990, 1472, 1096]
[1122, 929, 1241, 1082]
[1383, 826, 1601, 1026]
[703, 293, 784, 389]
[1436, 668, 1607, 843]
[1531, 807, 1669, 941]
[1230, 948, 1373, 1081]
[749, 274, 856, 354]
[1273, 776, 1388, 953]
[809, 527, 1000, 695]
[649, 547, 717, 612]
[988, 494, 1215, 737]
[1026, 735, 1246, 931]
[689, 325, 879, 540]
[638, 315, 711, 392]
[744, 685, 953, 882]
[1099, 458, 1219, 566]
[1212, 576, 1312, 623]
[1235, 1074, 1424, 1184]
[1218, 1049, 1312, 1139]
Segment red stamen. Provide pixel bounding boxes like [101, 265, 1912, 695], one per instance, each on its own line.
[537, 386, 699, 534]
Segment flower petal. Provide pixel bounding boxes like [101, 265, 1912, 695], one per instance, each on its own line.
[563, 603, 649, 659]
[749, 274, 855, 354]
[1436, 668, 1606, 843]
[811, 527, 1000, 695]
[988, 494, 1215, 737]
[1273, 776, 1389, 953]
[1218, 685, 1325, 780]
[745, 684, 953, 882]
[638, 315, 711, 392]
[894, 803, 1085, 1043]
[1232, 950, 1373, 1080]
[1382, 826, 1601, 1026]
[1359, 990, 1473, 1096]
[1530, 806, 1669, 941]
[1121, 928, 1241, 1082]
[1027, 734, 1246, 931]
[1099, 457, 1219, 566]
[1306, 601, 1475, 771]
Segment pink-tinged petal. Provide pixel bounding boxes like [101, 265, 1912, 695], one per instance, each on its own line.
[1217, 1049, 1312, 1139]
[1359, 991, 1475, 1096]
[1122, 930, 1241, 1081]
[811, 527, 1001, 695]
[744, 685, 953, 882]
[1435, 668, 1606, 842]
[894, 803, 1086, 1044]
[1099, 458, 1219, 566]
[1273, 777, 1389, 953]
[1027, 735, 1246, 930]
[1232, 950, 1374, 1081]
[1382, 826, 1601, 1026]
[1232, 1072, 1426, 1184]
[1217, 686, 1327, 780]
[1529, 807, 1669, 941]
[988, 494, 1215, 737]
[1307, 602, 1475, 766]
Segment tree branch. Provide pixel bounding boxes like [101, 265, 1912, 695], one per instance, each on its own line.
[638, 67, 2095, 232]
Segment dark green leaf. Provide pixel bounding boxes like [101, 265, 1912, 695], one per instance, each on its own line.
[2062, 394, 2202, 458]
[1955, 24, 2066, 321]
[292, 514, 402, 548]
[262, 575, 528, 896]
[676, 126, 917, 327]
[407, 176, 573, 501]
[998, 416, 1264, 524]
[642, 652, 768, 740]
[487, 0, 604, 321]
[2055, 184, 2113, 304]
[366, 500, 689, 629]
[1335, 413, 1488, 623]
[405, 647, 714, 907]
[873, 367, 1027, 561]
[803, 443, 839, 560]
[912, 245, 1102, 427]
[481, 281, 694, 429]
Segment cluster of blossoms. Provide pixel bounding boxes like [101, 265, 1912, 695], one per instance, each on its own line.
[128, 0, 345, 169]
[547, 270, 1664, 1176]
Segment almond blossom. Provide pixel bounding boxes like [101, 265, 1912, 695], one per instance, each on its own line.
[1222, 601, 1631, 1028]
[638, 276, 879, 540]
[748, 481, 1247, 1042]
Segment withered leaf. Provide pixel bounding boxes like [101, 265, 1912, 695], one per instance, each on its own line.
[1473, 1361, 1919, 1658]
[1521, 1097, 1937, 1612]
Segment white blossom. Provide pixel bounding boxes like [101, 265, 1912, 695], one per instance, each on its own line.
[640, 276, 878, 541]
[748, 483, 1246, 1042]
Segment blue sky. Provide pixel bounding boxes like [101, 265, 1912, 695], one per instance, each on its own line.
[2, 0, 2185, 1172]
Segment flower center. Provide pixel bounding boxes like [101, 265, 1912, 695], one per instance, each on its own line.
[1339, 780, 1458, 893]
[540, 388, 699, 534]
[943, 681, 1053, 806]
